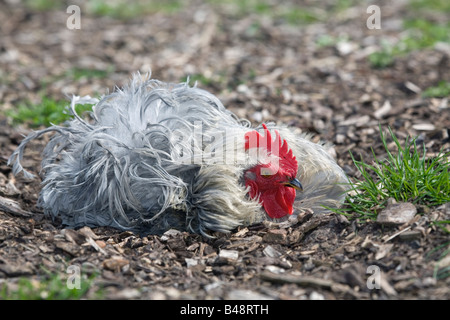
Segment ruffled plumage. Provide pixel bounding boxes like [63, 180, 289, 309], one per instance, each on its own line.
[9, 73, 349, 236]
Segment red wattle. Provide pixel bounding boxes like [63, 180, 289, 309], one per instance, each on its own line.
[260, 187, 296, 219]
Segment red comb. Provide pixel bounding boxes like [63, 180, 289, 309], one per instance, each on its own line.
[245, 124, 297, 170]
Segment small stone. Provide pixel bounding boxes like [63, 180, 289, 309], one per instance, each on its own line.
[219, 249, 238, 260]
[237, 84, 249, 93]
[263, 229, 287, 243]
[204, 281, 222, 292]
[377, 201, 417, 226]
[309, 291, 325, 300]
[336, 41, 357, 56]
[110, 288, 141, 299]
[215, 249, 239, 264]
[404, 81, 421, 94]
[412, 123, 435, 131]
[421, 277, 437, 287]
[344, 245, 357, 253]
[398, 230, 422, 241]
[103, 256, 130, 272]
[185, 258, 198, 268]
[265, 265, 285, 274]
[147, 291, 167, 300]
[333, 253, 345, 262]
[78, 226, 100, 240]
[55, 241, 80, 256]
[303, 261, 315, 271]
[95, 240, 107, 248]
[263, 245, 282, 258]
[164, 287, 181, 299]
[160, 229, 182, 241]
[0, 262, 34, 276]
[251, 111, 263, 122]
[374, 100, 392, 119]
[226, 289, 271, 300]
[375, 243, 394, 260]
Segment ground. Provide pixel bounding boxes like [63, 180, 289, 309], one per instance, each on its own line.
[0, 0, 449, 300]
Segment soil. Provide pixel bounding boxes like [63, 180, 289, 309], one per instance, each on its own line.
[0, 0, 449, 300]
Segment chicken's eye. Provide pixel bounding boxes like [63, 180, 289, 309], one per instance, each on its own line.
[260, 167, 274, 178]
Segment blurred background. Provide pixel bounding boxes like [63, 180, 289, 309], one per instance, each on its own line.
[0, 0, 449, 165]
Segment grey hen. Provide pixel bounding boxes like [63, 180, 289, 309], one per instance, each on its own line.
[9, 73, 348, 236]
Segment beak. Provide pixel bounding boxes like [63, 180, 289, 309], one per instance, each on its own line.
[283, 177, 303, 191]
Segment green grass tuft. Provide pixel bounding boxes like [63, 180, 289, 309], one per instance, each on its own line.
[181, 74, 214, 86]
[0, 272, 101, 300]
[7, 97, 94, 128]
[334, 125, 450, 220]
[422, 81, 450, 98]
[368, 43, 396, 69]
[206, 0, 326, 25]
[283, 8, 322, 25]
[87, 0, 182, 19]
[67, 67, 114, 81]
[410, 0, 450, 13]
[23, 0, 62, 11]
[369, 15, 450, 69]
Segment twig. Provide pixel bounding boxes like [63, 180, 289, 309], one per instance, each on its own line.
[383, 226, 412, 242]
[0, 195, 32, 218]
[260, 271, 333, 289]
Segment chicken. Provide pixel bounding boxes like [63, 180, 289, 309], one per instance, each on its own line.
[8, 73, 348, 236]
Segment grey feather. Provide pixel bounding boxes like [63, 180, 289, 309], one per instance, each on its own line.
[8, 73, 349, 236]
